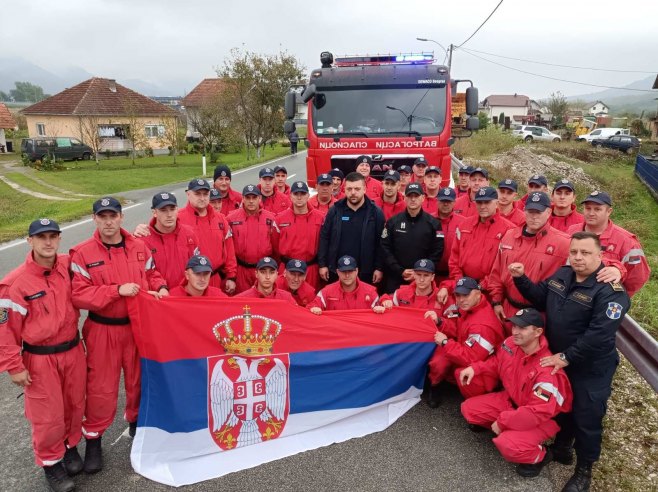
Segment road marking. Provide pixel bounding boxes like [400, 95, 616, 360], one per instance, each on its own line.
[286, 174, 297, 181]
[110, 428, 130, 445]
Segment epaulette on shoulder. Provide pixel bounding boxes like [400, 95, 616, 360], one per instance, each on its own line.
[609, 281, 625, 292]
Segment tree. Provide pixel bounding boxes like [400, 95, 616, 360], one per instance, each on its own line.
[219, 48, 305, 159]
[498, 112, 505, 127]
[122, 99, 148, 164]
[629, 118, 648, 137]
[477, 111, 489, 130]
[0, 90, 9, 102]
[9, 81, 49, 103]
[78, 115, 104, 165]
[186, 91, 241, 163]
[158, 115, 186, 165]
[545, 91, 569, 128]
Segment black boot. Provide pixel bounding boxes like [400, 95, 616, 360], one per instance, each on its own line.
[129, 421, 137, 438]
[43, 462, 75, 492]
[550, 442, 575, 465]
[62, 446, 83, 476]
[427, 384, 441, 409]
[83, 437, 103, 474]
[468, 424, 488, 433]
[562, 463, 592, 492]
[516, 447, 553, 478]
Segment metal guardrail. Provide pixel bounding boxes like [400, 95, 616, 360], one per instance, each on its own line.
[635, 154, 658, 202]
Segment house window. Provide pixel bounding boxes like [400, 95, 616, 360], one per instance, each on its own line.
[36, 123, 46, 136]
[145, 125, 165, 138]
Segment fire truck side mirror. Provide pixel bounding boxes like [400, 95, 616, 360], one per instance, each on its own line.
[466, 87, 479, 116]
[301, 84, 316, 103]
[283, 120, 296, 134]
[284, 92, 297, 120]
[466, 116, 479, 131]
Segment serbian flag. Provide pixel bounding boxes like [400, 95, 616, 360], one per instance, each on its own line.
[127, 294, 436, 486]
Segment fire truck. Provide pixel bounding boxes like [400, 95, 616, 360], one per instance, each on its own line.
[284, 51, 479, 187]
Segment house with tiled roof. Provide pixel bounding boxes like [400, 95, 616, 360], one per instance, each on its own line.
[482, 94, 531, 123]
[0, 102, 17, 153]
[181, 78, 229, 139]
[22, 78, 177, 154]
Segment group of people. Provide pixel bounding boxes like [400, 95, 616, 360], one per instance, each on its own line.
[0, 155, 650, 492]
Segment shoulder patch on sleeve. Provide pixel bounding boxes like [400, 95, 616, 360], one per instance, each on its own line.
[501, 342, 514, 355]
[0, 308, 7, 324]
[548, 280, 565, 291]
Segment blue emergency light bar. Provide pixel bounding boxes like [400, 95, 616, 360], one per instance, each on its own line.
[334, 52, 435, 67]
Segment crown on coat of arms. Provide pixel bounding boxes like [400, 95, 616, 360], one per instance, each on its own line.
[212, 306, 282, 355]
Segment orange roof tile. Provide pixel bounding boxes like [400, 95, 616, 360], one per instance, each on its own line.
[0, 103, 17, 129]
[182, 78, 228, 107]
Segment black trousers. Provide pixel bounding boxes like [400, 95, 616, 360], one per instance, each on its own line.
[555, 355, 619, 464]
[290, 142, 298, 154]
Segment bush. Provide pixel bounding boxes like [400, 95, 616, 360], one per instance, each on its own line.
[453, 125, 518, 159]
[33, 153, 64, 171]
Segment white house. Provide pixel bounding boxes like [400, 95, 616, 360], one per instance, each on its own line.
[588, 101, 609, 116]
[482, 94, 530, 122]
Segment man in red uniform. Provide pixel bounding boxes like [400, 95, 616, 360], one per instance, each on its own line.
[177, 178, 237, 294]
[275, 259, 317, 307]
[550, 179, 584, 232]
[140, 192, 199, 289]
[377, 259, 442, 311]
[497, 179, 525, 226]
[568, 191, 650, 296]
[212, 165, 243, 214]
[354, 155, 383, 200]
[436, 187, 467, 280]
[308, 256, 379, 313]
[456, 165, 472, 197]
[258, 167, 291, 214]
[226, 185, 280, 293]
[424, 277, 503, 408]
[70, 197, 168, 473]
[397, 165, 413, 194]
[373, 170, 406, 220]
[330, 168, 345, 199]
[274, 165, 291, 196]
[454, 167, 490, 218]
[235, 257, 297, 304]
[421, 166, 442, 217]
[459, 308, 572, 478]
[276, 181, 324, 289]
[169, 255, 227, 297]
[209, 188, 223, 213]
[0, 219, 86, 492]
[515, 174, 548, 210]
[411, 157, 428, 184]
[308, 173, 336, 216]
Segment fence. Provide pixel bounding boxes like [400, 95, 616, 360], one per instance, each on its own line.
[636, 153, 658, 202]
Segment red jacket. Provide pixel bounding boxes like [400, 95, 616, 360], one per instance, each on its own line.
[70, 229, 166, 319]
[217, 187, 243, 215]
[275, 208, 324, 263]
[436, 295, 504, 367]
[499, 206, 526, 227]
[277, 184, 292, 196]
[275, 275, 316, 307]
[453, 193, 477, 218]
[260, 187, 292, 215]
[307, 279, 379, 311]
[168, 283, 227, 297]
[364, 176, 383, 200]
[141, 218, 199, 289]
[568, 220, 650, 296]
[177, 204, 237, 280]
[235, 285, 298, 305]
[456, 186, 469, 198]
[0, 254, 80, 374]
[471, 336, 573, 432]
[226, 207, 279, 265]
[422, 194, 440, 218]
[380, 281, 442, 311]
[373, 192, 406, 221]
[308, 195, 336, 216]
[437, 213, 467, 275]
[515, 193, 529, 210]
[550, 205, 584, 232]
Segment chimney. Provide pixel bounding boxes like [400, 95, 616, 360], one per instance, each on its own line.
[108, 79, 117, 93]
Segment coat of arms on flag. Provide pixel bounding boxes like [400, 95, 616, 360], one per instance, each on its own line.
[208, 306, 290, 450]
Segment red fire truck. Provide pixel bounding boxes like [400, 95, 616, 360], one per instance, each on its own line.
[284, 51, 479, 187]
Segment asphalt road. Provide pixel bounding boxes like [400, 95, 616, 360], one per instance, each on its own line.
[0, 151, 570, 491]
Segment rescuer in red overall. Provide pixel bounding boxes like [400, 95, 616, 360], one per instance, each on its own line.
[258, 167, 291, 214]
[459, 308, 573, 478]
[354, 155, 383, 200]
[515, 174, 549, 210]
[212, 164, 243, 214]
[330, 168, 345, 199]
[274, 165, 292, 196]
[435, 187, 466, 280]
[0, 219, 86, 492]
[168, 255, 227, 297]
[275, 259, 317, 307]
[411, 157, 428, 184]
[235, 257, 297, 304]
[456, 164, 472, 197]
[377, 259, 442, 312]
[421, 166, 442, 217]
[549, 179, 584, 232]
[226, 185, 280, 293]
[497, 179, 526, 226]
[373, 170, 406, 220]
[308, 173, 337, 216]
[209, 188, 223, 213]
[454, 167, 490, 218]
[397, 165, 413, 194]
[70, 197, 168, 474]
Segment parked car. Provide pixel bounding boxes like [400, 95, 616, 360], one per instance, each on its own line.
[512, 125, 561, 142]
[21, 137, 93, 162]
[576, 127, 629, 143]
[591, 135, 640, 154]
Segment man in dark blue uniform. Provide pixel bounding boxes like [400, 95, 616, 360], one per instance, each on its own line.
[508, 231, 630, 492]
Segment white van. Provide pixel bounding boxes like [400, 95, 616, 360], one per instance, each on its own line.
[577, 128, 629, 143]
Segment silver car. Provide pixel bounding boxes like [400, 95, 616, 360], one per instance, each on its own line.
[512, 125, 562, 143]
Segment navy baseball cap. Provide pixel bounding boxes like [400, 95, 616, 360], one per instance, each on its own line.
[186, 255, 213, 273]
[213, 165, 231, 181]
[438, 187, 456, 201]
[528, 174, 548, 186]
[524, 192, 552, 211]
[458, 165, 472, 175]
[405, 183, 425, 196]
[242, 184, 261, 196]
[152, 192, 177, 209]
[554, 178, 575, 192]
[256, 256, 278, 270]
[330, 168, 345, 179]
[286, 259, 307, 274]
[425, 166, 441, 175]
[28, 218, 61, 237]
[317, 173, 332, 185]
[93, 196, 122, 214]
[581, 190, 612, 206]
[507, 308, 544, 328]
[209, 189, 221, 201]
[498, 178, 518, 192]
[274, 165, 288, 174]
[337, 255, 357, 271]
[413, 157, 428, 167]
[291, 181, 309, 194]
[187, 178, 211, 191]
[470, 167, 489, 178]
[355, 155, 372, 167]
[474, 186, 498, 201]
[383, 170, 400, 182]
[413, 259, 435, 273]
[398, 165, 412, 174]
[259, 167, 275, 178]
[454, 277, 481, 295]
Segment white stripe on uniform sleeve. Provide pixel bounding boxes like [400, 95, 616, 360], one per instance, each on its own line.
[392, 291, 399, 306]
[468, 334, 495, 354]
[533, 382, 565, 406]
[0, 298, 27, 316]
[317, 291, 326, 309]
[371, 296, 379, 309]
[621, 248, 645, 265]
[145, 257, 155, 271]
[70, 262, 91, 280]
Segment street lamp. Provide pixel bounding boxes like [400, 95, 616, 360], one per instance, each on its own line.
[416, 37, 452, 72]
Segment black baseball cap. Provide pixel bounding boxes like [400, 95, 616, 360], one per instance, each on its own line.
[454, 277, 481, 295]
[330, 168, 345, 180]
[337, 255, 357, 271]
[317, 173, 332, 184]
[383, 170, 400, 182]
[470, 167, 489, 178]
[413, 259, 435, 273]
[259, 167, 275, 178]
[405, 183, 425, 196]
[273, 165, 288, 174]
[524, 192, 552, 211]
[474, 186, 498, 201]
[413, 157, 428, 167]
[187, 178, 211, 191]
[242, 184, 261, 196]
[93, 196, 122, 214]
[398, 165, 412, 174]
[286, 259, 307, 274]
[186, 255, 213, 273]
[581, 191, 612, 206]
[152, 192, 177, 209]
[507, 308, 544, 328]
[425, 166, 441, 175]
[498, 178, 518, 192]
[291, 181, 309, 194]
[28, 218, 61, 237]
[209, 189, 221, 201]
[458, 165, 473, 175]
[355, 155, 372, 167]
[553, 179, 575, 192]
[438, 187, 456, 201]
[257, 256, 278, 270]
[528, 175, 548, 186]
[213, 165, 231, 181]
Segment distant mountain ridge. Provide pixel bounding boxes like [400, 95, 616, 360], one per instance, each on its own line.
[562, 75, 657, 114]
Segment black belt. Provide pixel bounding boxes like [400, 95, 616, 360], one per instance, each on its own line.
[88, 312, 130, 325]
[23, 333, 80, 355]
[236, 258, 258, 268]
[280, 255, 318, 266]
[506, 296, 532, 309]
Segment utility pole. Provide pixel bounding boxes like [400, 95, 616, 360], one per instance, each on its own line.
[448, 44, 454, 74]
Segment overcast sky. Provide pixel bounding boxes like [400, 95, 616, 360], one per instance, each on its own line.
[2, 0, 657, 98]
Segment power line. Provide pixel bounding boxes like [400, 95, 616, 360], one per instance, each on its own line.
[463, 47, 656, 74]
[459, 48, 655, 93]
[456, 0, 504, 48]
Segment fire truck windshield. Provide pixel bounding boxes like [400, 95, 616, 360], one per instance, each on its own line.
[311, 86, 446, 137]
